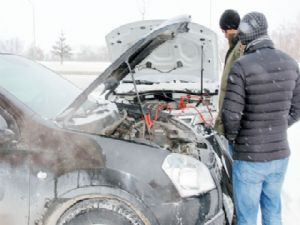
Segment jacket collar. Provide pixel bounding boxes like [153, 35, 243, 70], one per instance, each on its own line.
[245, 35, 274, 54]
[225, 33, 240, 63]
[228, 32, 239, 49]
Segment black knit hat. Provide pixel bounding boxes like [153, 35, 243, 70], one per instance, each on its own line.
[238, 12, 268, 45]
[219, 9, 240, 30]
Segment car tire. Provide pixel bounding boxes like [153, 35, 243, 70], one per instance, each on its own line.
[55, 197, 151, 225]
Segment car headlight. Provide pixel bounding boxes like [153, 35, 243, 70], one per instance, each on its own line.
[162, 153, 216, 198]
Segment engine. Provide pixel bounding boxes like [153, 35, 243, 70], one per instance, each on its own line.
[66, 92, 228, 182]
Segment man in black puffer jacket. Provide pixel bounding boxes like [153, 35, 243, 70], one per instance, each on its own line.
[222, 12, 300, 225]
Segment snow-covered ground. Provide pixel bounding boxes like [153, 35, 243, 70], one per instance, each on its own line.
[283, 123, 300, 224]
[39, 61, 110, 75]
[42, 61, 300, 224]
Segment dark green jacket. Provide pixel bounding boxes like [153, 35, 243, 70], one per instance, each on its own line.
[214, 34, 243, 135]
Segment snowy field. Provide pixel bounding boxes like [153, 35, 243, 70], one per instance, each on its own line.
[42, 61, 300, 224]
[39, 61, 110, 75]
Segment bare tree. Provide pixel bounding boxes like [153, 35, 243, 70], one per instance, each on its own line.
[26, 45, 45, 60]
[271, 16, 300, 61]
[52, 32, 72, 64]
[272, 25, 300, 61]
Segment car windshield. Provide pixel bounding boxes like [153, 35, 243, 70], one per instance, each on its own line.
[0, 54, 81, 119]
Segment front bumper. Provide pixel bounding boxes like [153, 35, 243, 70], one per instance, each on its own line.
[204, 210, 226, 225]
[150, 189, 226, 225]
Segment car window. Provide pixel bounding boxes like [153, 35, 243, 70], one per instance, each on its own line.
[0, 54, 81, 119]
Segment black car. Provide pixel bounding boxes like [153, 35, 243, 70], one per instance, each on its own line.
[0, 16, 233, 225]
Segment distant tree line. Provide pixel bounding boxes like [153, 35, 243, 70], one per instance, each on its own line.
[1, 23, 300, 63]
[0, 32, 109, 63]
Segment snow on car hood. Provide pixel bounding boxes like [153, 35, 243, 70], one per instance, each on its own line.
[60, 15, 191, 116]
[106, 19, 219, 88]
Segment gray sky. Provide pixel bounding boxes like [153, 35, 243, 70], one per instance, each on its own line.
[0, 0, 300, 52]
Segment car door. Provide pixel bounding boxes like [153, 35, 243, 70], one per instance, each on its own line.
[0, 107, 30, 225]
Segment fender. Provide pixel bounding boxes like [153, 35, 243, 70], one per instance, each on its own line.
[41, 171, 161, 225]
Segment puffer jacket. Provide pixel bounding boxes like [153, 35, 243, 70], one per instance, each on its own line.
[214, 34, 243, 135]
[222, 37, 300, 161]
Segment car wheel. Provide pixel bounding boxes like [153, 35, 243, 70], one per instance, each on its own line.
[56, 197, 151, 225]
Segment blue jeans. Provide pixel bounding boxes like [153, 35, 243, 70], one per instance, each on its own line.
[232, 158, 289, 225]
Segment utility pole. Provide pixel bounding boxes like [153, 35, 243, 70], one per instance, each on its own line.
[137, 0, 146, 20]
[28, 0, 36, 59]
[209, 0, 212, 28]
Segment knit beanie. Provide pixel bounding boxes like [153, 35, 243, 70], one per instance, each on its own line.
[219, 9, 240, 30]
[238, 12, 268, 45]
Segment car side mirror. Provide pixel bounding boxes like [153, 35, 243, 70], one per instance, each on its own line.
[0, 115, 16, 144]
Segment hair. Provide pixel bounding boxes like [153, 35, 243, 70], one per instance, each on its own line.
[219, 9, 240, 30]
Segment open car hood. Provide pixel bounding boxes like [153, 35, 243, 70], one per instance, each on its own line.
[59, 15, 191, 117]
[106, 19, 219, 86]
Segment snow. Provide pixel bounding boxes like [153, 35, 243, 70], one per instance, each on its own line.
[283, 122, 300, 224]
[39, 61, 110, 75]
[43, 61, 300, 224]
